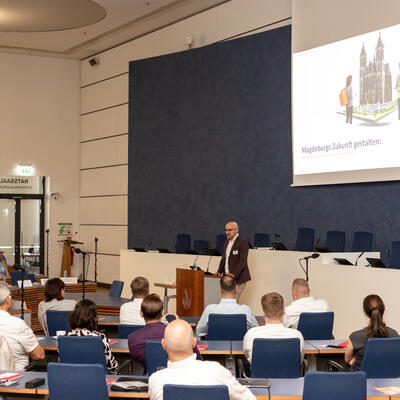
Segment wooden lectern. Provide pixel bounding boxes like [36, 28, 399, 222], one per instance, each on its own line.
[58, 239, 82, 277]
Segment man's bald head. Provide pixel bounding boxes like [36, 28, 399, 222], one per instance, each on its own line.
[225, 221, 239, 240]
[162, 319, 196, 361]
[291, 278, 310, 300]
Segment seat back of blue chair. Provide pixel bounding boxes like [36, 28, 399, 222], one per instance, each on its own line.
[251, 338, 301, 378]
[10, 271, 35, 286]
[360, 337, 400, 378]
[389, 240, 400, 269]
[208, 314, 247, 340]
[193, 240, 209, 255]
[118, 324, 144, 339]
[48, 362, 108, 400]
[351, 231, 373, 252]
[58, 335, 107, 373]
[303, 371, 366, 400]
[145, 340, 168, 375]
[295, 227, 315, 252]
[164, 384, 229, 400]
[176, 234, 191, 254]
[46, 310, 71, 336]
[109, 280, 124, 297]
[216, 234, 226, 255]
[254, 233, 271, 248]
[325, 231, 345, 252]
[297, 312, 334, 340]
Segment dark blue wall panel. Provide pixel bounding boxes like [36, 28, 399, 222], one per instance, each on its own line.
[128, 25, 399, 262]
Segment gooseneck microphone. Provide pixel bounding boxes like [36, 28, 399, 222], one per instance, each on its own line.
[74, 248, 87, 255]
[303, 253, 320, 261]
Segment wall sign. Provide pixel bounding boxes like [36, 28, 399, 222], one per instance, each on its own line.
[0, 176, 42, 194]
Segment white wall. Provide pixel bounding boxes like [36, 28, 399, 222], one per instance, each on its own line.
[79, 0, 291, 284]
[0, 52, 80, 277]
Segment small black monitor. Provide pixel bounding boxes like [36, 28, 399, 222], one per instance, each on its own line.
[133, 247, 146, 252]
[333, 257, 353, 265]
[207, 248, 221, 256]
[157, 248, 171, 253]
[366, 257, 387, 268]
[271, 242, 287, 251]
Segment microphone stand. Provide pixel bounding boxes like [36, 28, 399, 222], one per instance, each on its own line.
[15, 265, 26, 320]
[82, 253, 86, 300]
[94, 237, 98, 283]
[305, 258, 310, 282]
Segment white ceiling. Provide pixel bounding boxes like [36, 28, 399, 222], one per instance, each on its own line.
[0, 0, 229, 60]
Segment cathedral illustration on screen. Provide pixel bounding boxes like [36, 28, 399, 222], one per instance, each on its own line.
[359, 34, 392, 105]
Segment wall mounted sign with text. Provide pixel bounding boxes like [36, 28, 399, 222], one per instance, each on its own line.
[0, 176, 42, 194]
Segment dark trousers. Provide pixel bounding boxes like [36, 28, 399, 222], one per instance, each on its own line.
[346, 105, 353, 124]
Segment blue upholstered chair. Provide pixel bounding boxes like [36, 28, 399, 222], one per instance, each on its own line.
[351, 231, 373, 252]
[297, 312, 334, 340]
[216, 234, 226, 255]
[295, 227, 315, 252]
[176, 234, 191, 254]
[254, 233, 270, 248]
[325, 230, 345, 252]
[193, 240, 209, 255]
[360, 337, 400, 378]
[109, 280, 124, 297]
[118, 324, 143, 339]
[10, 271, 35, 286]
[46, 310, 71, 336]
[145, 340, 168, 376]
[389, 240, 400, 269]
[208, 314, 247, 340]
[164, 384, 229, 400]
[303, 371, 366, 400]
[48, 363, 108, 400]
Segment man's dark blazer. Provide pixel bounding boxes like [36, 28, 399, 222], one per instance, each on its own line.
[217, 235, 251, 284]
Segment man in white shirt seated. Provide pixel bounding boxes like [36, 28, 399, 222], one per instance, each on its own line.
[283, 278, 329, 329]
[196, 275, 258, 338]
[119, 276, 149, 325]
[0, 281, 44, 370]
[243, 292, 304, 364]
[149, 319, 255, 400]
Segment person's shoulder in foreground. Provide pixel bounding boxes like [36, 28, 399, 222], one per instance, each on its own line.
[149, 319, 255, 400]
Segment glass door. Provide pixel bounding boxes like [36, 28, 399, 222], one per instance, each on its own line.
[0, 199, 15, 266]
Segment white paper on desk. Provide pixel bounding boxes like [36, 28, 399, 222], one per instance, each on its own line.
[17, 280, 32, 288]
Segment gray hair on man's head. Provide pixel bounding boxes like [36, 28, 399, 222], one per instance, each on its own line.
[0, 281, 11, 306]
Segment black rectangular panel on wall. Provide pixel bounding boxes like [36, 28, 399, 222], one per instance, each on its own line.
[129, 24, 400, 263]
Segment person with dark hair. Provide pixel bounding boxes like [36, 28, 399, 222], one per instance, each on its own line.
[67, 299, 119, 374]
[243, 292, 304, 364]
[120, 276, 149, 325]
[128, 293, 201, 369]
[345, 294, 399, 370]
[37, 278, 76, 335]
[196, 274, 258, 338]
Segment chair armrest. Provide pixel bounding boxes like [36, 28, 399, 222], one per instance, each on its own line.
[301, 359, 308, 376]
[25, 360, 42, 371]
[325, 360, 345, 372]
[116, 359, 132, 375]
[237, 358, 250, 379]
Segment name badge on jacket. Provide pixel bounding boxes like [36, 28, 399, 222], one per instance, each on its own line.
[232, 250, 239, 255]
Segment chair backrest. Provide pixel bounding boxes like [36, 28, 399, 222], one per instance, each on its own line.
[254, 233, 271, 248]
[176, 234, 191, 254]
[297, 312, 334, 340]
[216, 234, 226, 255]
[303, 371, 366, 400]
[48, 362, 108, 400]
[251, 338, 301, 378]
[118, 324, 144, 339]
[295, 227, 315, 252]
[193, 240, 209, 255]
[109, 280, 124, 297]
[10, 271, 36, 286]
[46, 310, 71, 336]
[164, 384, 229, 400]
[325, 230, 345, 252]
[145, 340, 168, 375]
[208, 314, 247, 340]
[58, 335, 107, 373]
[360, 337, 400, 378]
[351, 231, 373, 252]
[389, 240, 400, 269]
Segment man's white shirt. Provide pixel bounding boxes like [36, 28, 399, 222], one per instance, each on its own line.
[148, 353, 256, 400]
[282, 296, 329, 329]
[224, 233, 238, 274]
[0, 310, 39, 370]
[196, 298, 259, 337]
[119, 298, 145, 325]
[243, 323, 304, 364]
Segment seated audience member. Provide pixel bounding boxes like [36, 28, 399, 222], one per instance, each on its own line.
[37, 278, 77, 335]
[128, 293, 201, 368]
[243, 292, 304, 363]
[67, 299, 119, 374]
[149, 319, 255, 400]
[0, 281, 44, 370]
[345, 294, 399, 371]
[120, 276, 149, 325]
[0, 251, 9, 278]
[283, 278, 329, 329]
[196, 274, 258, 338]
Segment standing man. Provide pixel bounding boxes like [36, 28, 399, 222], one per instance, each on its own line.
[217, 221, 251, 300]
